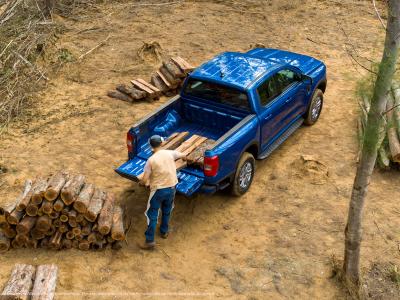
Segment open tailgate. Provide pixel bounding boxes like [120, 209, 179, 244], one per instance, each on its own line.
[115, 158, 204, 197]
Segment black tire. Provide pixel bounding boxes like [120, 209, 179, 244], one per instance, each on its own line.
[304, 88, 324, 125]
[231, 152, 255, 196]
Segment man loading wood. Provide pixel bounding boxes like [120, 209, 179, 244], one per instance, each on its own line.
[139, 135, 186, 250]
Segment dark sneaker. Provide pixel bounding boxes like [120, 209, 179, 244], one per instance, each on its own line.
[138, 241, 155, 250]
[160, 232, 169, 239]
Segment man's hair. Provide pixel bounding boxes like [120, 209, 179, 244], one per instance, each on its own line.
[149, 135, 164, 148]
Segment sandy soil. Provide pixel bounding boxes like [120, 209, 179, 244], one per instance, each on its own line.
[1, 0, 399, 299]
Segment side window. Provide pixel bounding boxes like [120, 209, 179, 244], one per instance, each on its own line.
[257, 69, 299, 107]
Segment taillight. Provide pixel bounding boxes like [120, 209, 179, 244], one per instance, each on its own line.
[127, 131, 134, 153]
[204, 155, 219, 177]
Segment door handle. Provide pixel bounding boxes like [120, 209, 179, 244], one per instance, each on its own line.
[264, 114, 272, 121]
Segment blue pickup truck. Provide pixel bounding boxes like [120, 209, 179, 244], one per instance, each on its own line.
[116, 48, 327, 196]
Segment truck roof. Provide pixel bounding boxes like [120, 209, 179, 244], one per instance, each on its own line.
[190, 48, 321, 90]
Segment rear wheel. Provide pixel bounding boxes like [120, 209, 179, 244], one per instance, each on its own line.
[304, 89, 323, 125]
[231, 152, 255, 196]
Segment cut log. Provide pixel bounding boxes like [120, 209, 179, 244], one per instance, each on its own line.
[58, 224, 68, 233]
[134, 78, 161, 97]
[31, 178, 48, 205]
[49, 232, 62, 250]
[61, 174, 85, 205]
[12, 180, 34, 212]
[53, 199, 64, 212]
[45, 170, 69, 201]
[78, 239, 90, 251]
[76, 214, 85, 224]
[1, 264, 36, 300]
[36, 216, 51, 232]
[97, 193, 115, 235]
[81, 224, 92, 236]
[387, 96, 400, 162]
[4, 226, 16, 239]
[0, 219, 9, 230]
[163, 60, 185, 78]
[72, 225, 81, 236]
[31, 227, 45, 240]
[49, 211, 59, 220]
[87, 233, 97, 243]
[68, 219, 77, 228]
[31, 264, 58, 300]
[41, 201, 53, 215]
[15, 234, 28, 245]
[40, 238, 49, 248]
[26, 238, 38, 249]
[159, 66, 179, 86]
[85, 189, 106, 222]
[116, 84, 147, 101]
[66, 231, 75, 240]
[7, 210, 24, 225]
[16, 216, 36, 235]
[61, 239, 72, 249]
[175, 135, 201, 152]
[92, 240, 106, 251]
[107, 90, 133, 103]
[111, 205, 125, 241]
[171, 56, 195, 74]
[0, 231, 10, 252]
[46, 226, 56, 237]
[72, 240, 79, 249]
[68, 210, 77, 223]
[26, 204, 39, 217]
[11, 238, 22, 249]
[75, 234, 83, 241]
[59, 207, 69, 222]
[161, 132, 190, 150]
[52, 219, 61, 228]
[73, 183, 95, 214]
[150, 73, 169, 93]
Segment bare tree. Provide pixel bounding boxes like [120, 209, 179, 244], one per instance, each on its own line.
[343, 0, 400, 286]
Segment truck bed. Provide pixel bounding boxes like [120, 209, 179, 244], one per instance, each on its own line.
[116, 96, 249, 196]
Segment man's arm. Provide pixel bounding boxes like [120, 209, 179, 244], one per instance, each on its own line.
[172, 150, 186, 161]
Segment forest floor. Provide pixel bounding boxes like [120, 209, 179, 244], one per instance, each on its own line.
[0, 0, 399, 299]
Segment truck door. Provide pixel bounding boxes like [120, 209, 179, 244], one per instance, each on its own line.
[257, 69, 306, 150]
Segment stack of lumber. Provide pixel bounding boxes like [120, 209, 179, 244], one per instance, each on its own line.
[107, 56, 195, 103]
[137, 132, 215, 181]
[358, 81, 400, 169]
[0, 171, 127, 252]
[1, 264, 58, 300]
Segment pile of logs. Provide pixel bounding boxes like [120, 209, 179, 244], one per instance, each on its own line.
[137, 132, 215, 180]
[358, 82, 400, 168]
[107, 56, 195, 103]
[1, 264, 58, 300]
[0, 171, 127, 252]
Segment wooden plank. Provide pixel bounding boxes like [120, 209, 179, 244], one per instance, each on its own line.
[150, 74, 169, 93]
[171, 56, 195, 73]
[135, 78, 161, 94]
[175, 135, 202, 153]
[187, 139, 216, 164]
[156, 70, 173, 88]
[131, 79, 154, 95]
[174, 137, 208, 170]
[161, 132, 189, 150]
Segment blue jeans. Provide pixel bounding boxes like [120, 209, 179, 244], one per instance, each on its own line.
[144, 187, 176, 242]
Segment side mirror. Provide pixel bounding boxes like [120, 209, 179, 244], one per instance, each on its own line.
[301, 74, 313, 84]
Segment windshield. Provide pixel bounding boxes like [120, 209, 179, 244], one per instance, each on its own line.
[183, 78, 250, 111]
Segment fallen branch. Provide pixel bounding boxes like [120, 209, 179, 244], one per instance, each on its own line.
[78, 35, 110, 60]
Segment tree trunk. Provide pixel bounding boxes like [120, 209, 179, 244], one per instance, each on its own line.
[31, 264, 58, 300]
[97, 193, 115, 235]
[61, 174, 85, 205]
[85, 189, 106, 222]
[45, 171, 69, 201]
[73, 183, 94, 213]
[111, 205, 125, 241]
[1, 264, 36, 300]
[343, 0, 400, 286]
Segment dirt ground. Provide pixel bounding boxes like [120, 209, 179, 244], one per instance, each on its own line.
[1, 0, 400, 299]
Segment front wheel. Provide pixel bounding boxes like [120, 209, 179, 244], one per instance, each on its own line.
[304, 89, 323, 125]
[231, 152, 255, 196]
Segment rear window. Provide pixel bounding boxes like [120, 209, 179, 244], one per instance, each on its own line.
[183, 79, 250, 111]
